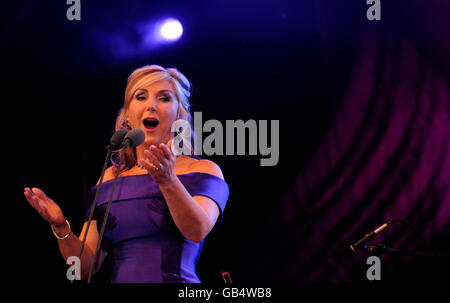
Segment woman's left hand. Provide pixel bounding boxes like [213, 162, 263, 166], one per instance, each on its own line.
[140, 141, 177, 185]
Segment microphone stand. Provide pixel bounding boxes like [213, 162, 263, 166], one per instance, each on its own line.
[363, 243, 450, 259]
[87, 145, 128, 283]
[72, 144, 112, 284]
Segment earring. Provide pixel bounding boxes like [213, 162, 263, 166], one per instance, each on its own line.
[124, 120, 132, 130]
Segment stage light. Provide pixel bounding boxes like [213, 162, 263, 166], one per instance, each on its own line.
[159, 18, 183, 41]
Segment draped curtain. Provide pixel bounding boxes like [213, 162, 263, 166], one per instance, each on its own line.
[271, 33, 450, 282]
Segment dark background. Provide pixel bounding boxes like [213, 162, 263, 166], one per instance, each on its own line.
[4, 0, 449, 284]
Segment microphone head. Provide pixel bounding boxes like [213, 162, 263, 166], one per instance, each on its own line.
[110, 129, 129, 150]
[124, 128, 145, 147]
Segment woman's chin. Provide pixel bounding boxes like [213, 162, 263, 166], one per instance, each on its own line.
[143, 137, 169, 146]
[143, 136, 159, 146]
[141, 131, 171, 147]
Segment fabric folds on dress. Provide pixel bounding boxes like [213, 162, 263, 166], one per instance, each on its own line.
[83, 172, 229, 283]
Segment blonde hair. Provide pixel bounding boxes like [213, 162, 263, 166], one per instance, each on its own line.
[113, 65, 193, 172]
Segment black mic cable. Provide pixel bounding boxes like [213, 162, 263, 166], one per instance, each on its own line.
[72, 129, 128, 284]
[87, 128, 145, 283]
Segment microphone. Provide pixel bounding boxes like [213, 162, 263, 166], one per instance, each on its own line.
[122, 128, 145, 148]
[109, 128, 129, 150]
[75, 128, 129, 284]
[350, 220, 394, 252]
[87, 128, 145, 283]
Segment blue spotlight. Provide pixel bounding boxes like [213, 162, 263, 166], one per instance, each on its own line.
[158, 18, 183, 42]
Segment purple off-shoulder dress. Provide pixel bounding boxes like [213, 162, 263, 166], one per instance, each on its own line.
[84, 172, 229, 283]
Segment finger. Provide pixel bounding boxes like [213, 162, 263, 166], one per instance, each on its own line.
[32, 187, 51, 202]
[28, 193, 47, 217]
[143, 149, 155, 163]
[24, 188, 38, 208]
[24, 188, 51, 221]
[149, 145, 166, 161]
[144, 149, 164, 167]
[144, 151, 164, 171]
[166, 139, 173, 151]
[140, 157, 158, 172]
[40, 203, 50, 221]
[33, 194, 46, 211]
[24, 187, 32, 198]
[25, 188, 42, 208]
[24, 187, 33, 196]
[159, 143, 174, 159]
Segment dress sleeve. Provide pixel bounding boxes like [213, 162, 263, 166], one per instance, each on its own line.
[83, 186, 100, 222]
[179, 173, 230, 224]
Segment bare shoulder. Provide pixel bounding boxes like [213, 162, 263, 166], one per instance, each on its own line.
[98, 166, 115, 184]
[184, 158, 225, 180]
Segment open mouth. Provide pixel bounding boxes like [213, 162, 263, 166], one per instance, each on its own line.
[143, 118, 159, 129]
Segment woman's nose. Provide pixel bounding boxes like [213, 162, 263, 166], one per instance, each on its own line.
[146, 99, 157, 112]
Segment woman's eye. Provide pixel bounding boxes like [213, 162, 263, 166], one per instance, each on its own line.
[136, 95, 146, 101]
[160, 95, 171, 102]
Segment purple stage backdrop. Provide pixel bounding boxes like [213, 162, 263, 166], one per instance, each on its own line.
[270, 33, 449, 282]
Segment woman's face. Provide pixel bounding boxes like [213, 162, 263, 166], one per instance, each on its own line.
[127, 79, 179, 146]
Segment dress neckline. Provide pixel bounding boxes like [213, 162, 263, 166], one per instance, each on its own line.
[96, 171, 224, 187]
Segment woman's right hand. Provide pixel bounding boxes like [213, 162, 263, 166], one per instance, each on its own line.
[24, 187, 66, 228]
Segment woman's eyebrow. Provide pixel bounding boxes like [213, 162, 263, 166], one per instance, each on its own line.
[135, 88, 174, 96]
[155, 89, 174, 96]
[135, 89, 147, 94]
